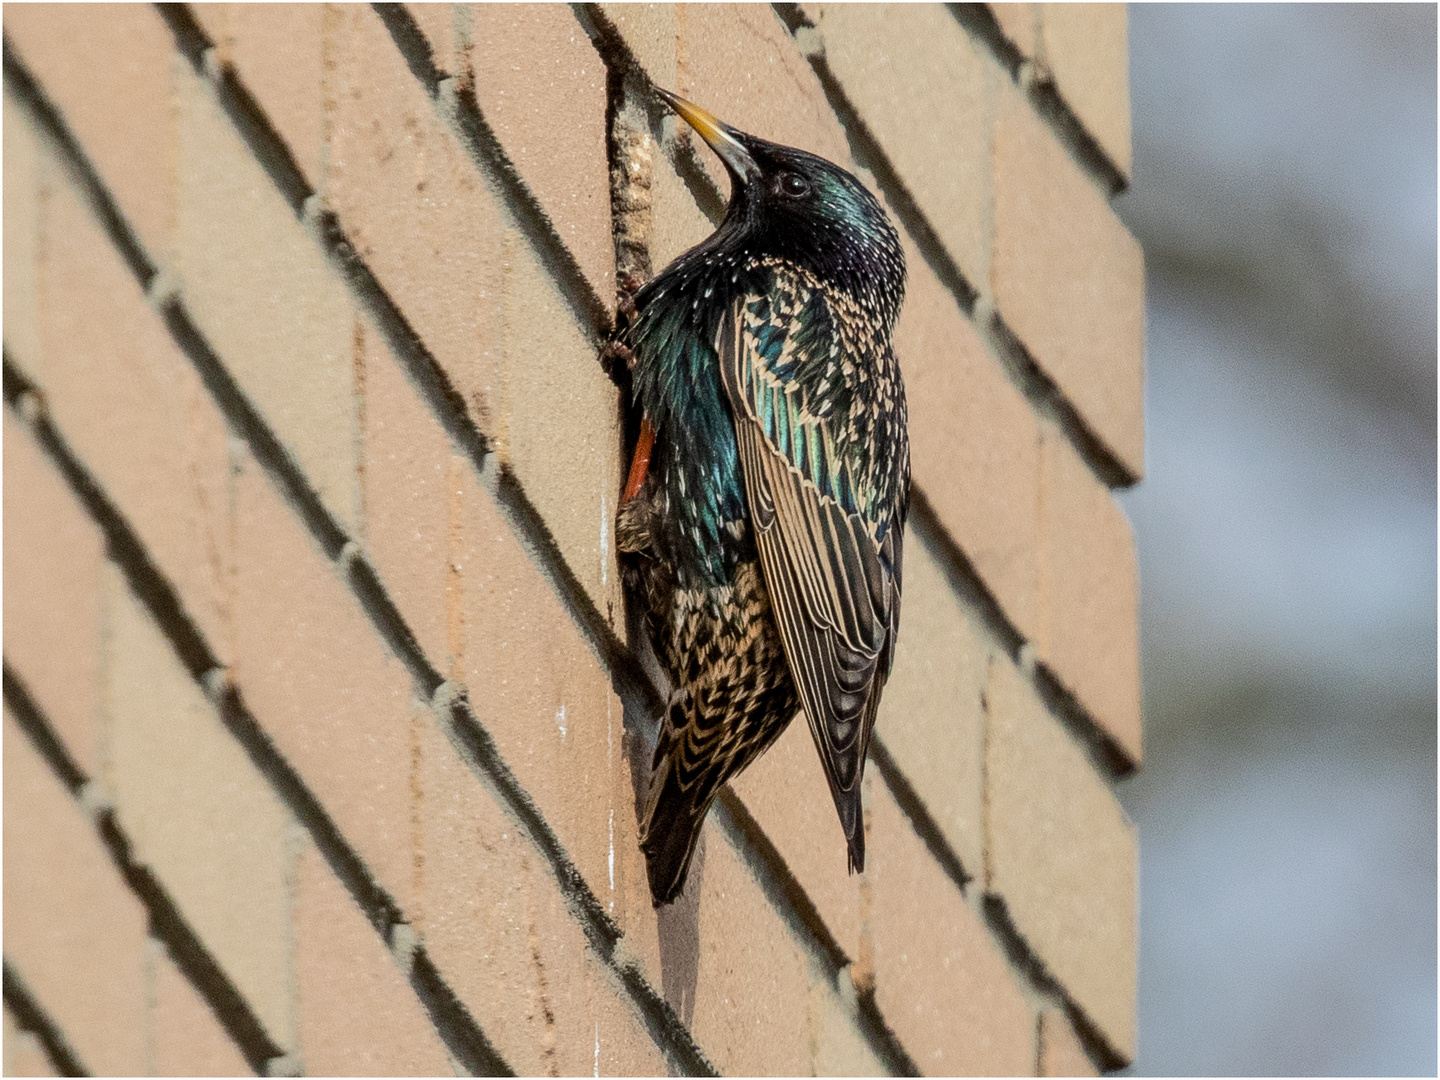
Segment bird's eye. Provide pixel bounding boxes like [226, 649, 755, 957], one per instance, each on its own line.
[779, 172, 811, 198]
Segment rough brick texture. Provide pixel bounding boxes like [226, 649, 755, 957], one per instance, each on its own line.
[5, 4, 1140, 1073]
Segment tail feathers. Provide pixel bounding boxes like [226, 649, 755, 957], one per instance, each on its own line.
[639, 755, 710, 906]
[834, 780, 865, 874]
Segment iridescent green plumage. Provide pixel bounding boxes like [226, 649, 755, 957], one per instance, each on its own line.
[614, 93, 909, 905]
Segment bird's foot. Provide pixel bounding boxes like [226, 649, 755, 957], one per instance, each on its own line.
[598, 339, 637, 385]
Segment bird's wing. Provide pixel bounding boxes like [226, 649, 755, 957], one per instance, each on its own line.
[717, 272, 905, 858]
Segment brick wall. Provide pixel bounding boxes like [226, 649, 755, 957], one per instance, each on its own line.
[2, 3, 1141, 1075]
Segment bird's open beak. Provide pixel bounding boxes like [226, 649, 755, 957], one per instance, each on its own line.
[655, 88, 761, 183]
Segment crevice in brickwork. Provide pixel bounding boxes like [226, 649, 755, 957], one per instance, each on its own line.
[767, 10, 1139, 492]
[945, 4, 1129, 197]
[2, 960, 89, 1077]
[2, 662, 286, 1075]
[980, 895, 1127, 1073]
[7, 34, 719, 1074]
[574, 3, 728, 225]
[908, 492, 1133, 781]
[1, 355, 511, 1078]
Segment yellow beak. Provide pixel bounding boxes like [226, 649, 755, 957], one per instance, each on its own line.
[654, 88, 761, 182]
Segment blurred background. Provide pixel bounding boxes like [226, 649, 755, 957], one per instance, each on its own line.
[1115, 4, 1436, 1074]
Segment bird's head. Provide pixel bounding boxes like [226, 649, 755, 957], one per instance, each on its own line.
[657, 89, 904, 322]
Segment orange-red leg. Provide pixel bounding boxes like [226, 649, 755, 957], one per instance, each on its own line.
[623, 419, 656, 503]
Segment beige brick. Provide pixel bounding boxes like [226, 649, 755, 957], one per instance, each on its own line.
[1039, 1006, 1098, 1077]
[689, 825, 813, 1076]
[805, 979, 885, 1077]
[4, 1008, 57, 1077]
[868, 776, 1034, 1075]
[991, 3, 1039, 56]
[3, 4, 174, 259]
[896, 231, 1041, 642]
[679, 4, 850, 191]
[596, 4, 677, 92]
[105, 563, 295, 1051]
[820, 3, 998, 289]
[38, 178, 234, 661]
[729, 714, 863, 963]
[175, 63, 361, 532]
[647, 132, 719, 273]
[328, 5, 505, 438]
[229, 4, 328, 189]
[872, 538, 990, 878]
[3, 710, 149, 1077]
[413, 716, 667, 1077]
[992, 89, 1144, 477]
[4, 94, 42, 368]
[499, 227, 623, 618]
[448, 464, 642, 943]
[294, 839, 453, 1075]
[150, 943, 253, 1077]
[468, 4, 615, 299]
[1039, 4, 1131, 176]
[1038, 426, 1141, 762]
[3, 414, 105, 777]
[407, 3, 459, 75]
[362, 322, 452, 669]
[233, 452, 417, 915]
[984, 655, 1136, 1059]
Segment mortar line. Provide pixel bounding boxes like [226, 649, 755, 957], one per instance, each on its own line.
[2, 354, 511, 1077]
[2, 958, 90, 1077]
[944, 3, 1130, 197]
[3, 662, 286, 1075]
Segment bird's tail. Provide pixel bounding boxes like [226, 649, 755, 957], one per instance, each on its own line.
[639, 755, 711, 906]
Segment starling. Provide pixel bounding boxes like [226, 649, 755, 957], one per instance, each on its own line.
[612, 90, 909, 906]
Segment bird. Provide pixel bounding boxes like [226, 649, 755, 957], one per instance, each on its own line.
[610, 88, 909, 906]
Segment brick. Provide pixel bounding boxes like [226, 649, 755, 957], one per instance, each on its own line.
[4, 94, 42, 368]
[871, 537, 991, 878]
[594, 5, 677, 95]
[4, 1008, 57, 1077]
[407, 3, 459, 75]
[467, 4, 615, 299]
[150, 942, 253, 1077]
[729, 714, 863, 963]
[647, 130, 720, 273]
[679, 5, 850, 192]
[991, 3, 1039, 57]
[105, 563, 295, 1052]
[294, 839, 453, 1075]
[992, 89, 1144, 477]
[328, 5, 506, 438]
[804, 979, 885, 1077]
[3, 710, 149, 1077]
[3, 413, 105, 777]
[1038, 426, 1141, 761]
[867, 776, 1034, 1075]
[689, 826, 812, 1076]
[3, 4, 174, 259]
[1038, 3, 1131, 176]
[448, 464, 642, 944]
[233, 451, 418, 915]
[413, 716, 667, 1077]
[228, 4, 328, 190]
[820, 3, 998, 289]
[895, 231, 1041, 642]
[38, 178, 234, 661]
[499, 227, 623, 618]
[984, 654, 1136, 1059]
[362, 322, 453, 669]
[1039, 1006, 1098, 1077]
[175, 62, 361, 532]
